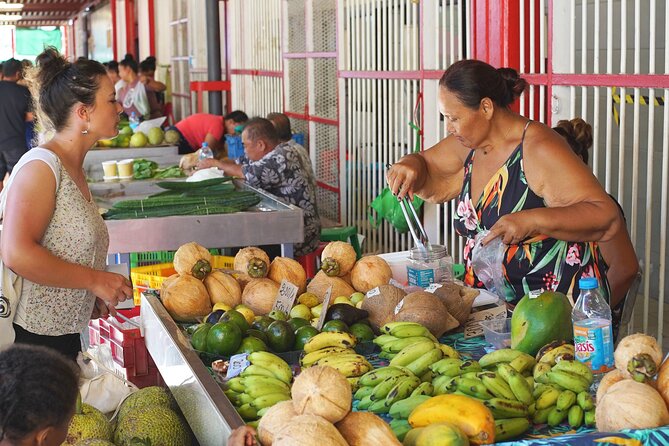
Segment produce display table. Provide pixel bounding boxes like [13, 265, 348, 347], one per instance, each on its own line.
[93, 179, 304, 258]
[84, 145, 180, 181]
[140, 294, 669, 446]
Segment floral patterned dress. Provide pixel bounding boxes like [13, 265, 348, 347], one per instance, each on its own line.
[453, 121, 610, 305]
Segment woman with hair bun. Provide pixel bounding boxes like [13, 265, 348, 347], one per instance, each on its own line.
[116, 54, 162, 119]
[0, 47, 132, 359]
[387, 59, 621, 305]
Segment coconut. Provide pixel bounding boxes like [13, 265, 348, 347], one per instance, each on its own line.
[161, 274, 212, 322]
[614, 333, 663, 382]
[241, 278, 279, 315]
[335, 411, 402, 446]
[350, 256, 393, 293]
[596, 379, 669, 431]
[655, 358, 669, 408]
[258, 400, 298, 446]
[173, 242, 212, 279]
[431, 283, 479, 326]
[291, 365, 351, 423]
[272, 414, 348, 446]
[204, 270, 242, 307]
[306, 271, 355, 303]
[596, 368, 627, 404]
[268, 257, 307, 294]
[321, 241, 357, 277]
[234, 247, 270, 278]
[361, 284, 407, 330]
[394, 291, 459, 337]
[235, 273, 253, 292]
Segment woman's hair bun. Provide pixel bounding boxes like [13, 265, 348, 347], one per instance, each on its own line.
[497, 67, 528, 100]
[34, 46, 69, 89]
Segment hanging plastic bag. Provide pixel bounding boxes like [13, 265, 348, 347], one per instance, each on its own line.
[471, 230, 507, 299]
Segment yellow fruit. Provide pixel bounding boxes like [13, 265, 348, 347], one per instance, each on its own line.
[355, 301, 363, 309]
[333, 296, 353, 305]
[234, 304, 255, 325]
[213, 303, 232, 312]
[311, 304, 323, 318]
[297, 292, 320, 308]
[408, 394, 495, 444]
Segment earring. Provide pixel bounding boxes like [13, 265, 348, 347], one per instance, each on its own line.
[81, 122, 90, 135]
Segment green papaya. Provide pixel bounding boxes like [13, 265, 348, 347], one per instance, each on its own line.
[511, 290, 573, 356]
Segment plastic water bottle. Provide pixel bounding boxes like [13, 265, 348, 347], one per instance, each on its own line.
[129, 111, 140, 131]
[572, 277, 614, 383]
[198, 142, 214, 160]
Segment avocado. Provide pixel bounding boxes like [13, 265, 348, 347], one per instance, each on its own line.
[325, 303, 369, 327]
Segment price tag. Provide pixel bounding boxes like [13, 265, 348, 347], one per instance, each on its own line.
[366, 287, 381, 298]
[425, 283, 443, 294]
[463, 304, 507, 339]
[226, 353, 250, 379]
[394, 298, 406, 315]
[316, 286, 333, 330]
[272, 280, 300, 314]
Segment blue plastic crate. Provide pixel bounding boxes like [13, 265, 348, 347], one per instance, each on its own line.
[291, 133, 305, 146]
[225, 135, 245, 158]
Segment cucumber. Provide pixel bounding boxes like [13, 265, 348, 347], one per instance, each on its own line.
[156, 177, 233, 190]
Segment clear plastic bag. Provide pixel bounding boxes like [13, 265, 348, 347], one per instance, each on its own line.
[471, 230, 507, 299]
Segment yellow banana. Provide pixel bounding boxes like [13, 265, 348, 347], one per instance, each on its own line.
[494, 417, 530, 442]
[479, 371, 517, 401]
[538, 344, 575, 366]
[546, 370, 590, 394]
[326, 359, 372, 378]
[435, 343, 461, 359]
[535, 387, 561, 410]
[359, 366, 411, 387]
[303, 331, 357, 353]
[406, 348, 443, 376]
[509, 353, 537, 375]
[498, 364, 534, 406]
[479, 349, 529, 368]
[533, 362, 553, 384]
[300, 347, 355, 367]
[556, 390, 577, 411]
[483, 398, 528, 418]
[553, 359, 594, 383]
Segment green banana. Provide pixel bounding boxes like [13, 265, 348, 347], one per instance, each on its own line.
[382, 336, 435, 353]
[535, 387, 561, 410]
[373, 334, 399, 347]
[498, 364, 534, 405]
[556, 390, 577, 411]
[528, 403, 536, 416]
[479, 371, 517, 400]
[494, 417, 531, 442]
[553, 359, 594, 383]
[546, 370, 591, 394]
[429, 357, 464, 376]
[384, 376, 421, 407]
[387, 323, 437, 340]
[547, 407, 568, 427]
[247, 351, 293, 384]
[240, 383, 289, 399]
[240, 364, 276, 379]
[389, 340, 438, 367]
[357, 395, 373, 410]
[419, 370, 435, 383]
[577, 391, 594, 411]
[240, 375, 290, 393]
[370, 374, 410, 401]
[369, 398, 391, 414]
[236, 393, 253, 405]
[434, 343, 460, 359]
[389, 418, 412, 442]
[354, 385, 375, 400]
[411, 381, 434, 397]
[533, 362, 553, 384]
[256, 407, 270, 418]
[484, 398, 529, 418]
[533, 383, 559, 400]
[432, 375, 456, 395]
[301, 347, 355, 367]
[584, 409, 596, 426]
[359, 366, 411, 387]
[479, 349, 529, 368]
[378, 351, 395, 360]
[224, 389, 240, 405]
[389, 394, 432, 419]
[532, 405, 554, 424]
[226, 377, 245, 393]
[237, 403, 258, 421]
[568, 404, 584, 427]
[509, 353, 537, 374]
[406, 348, 443, 376]
[525, 376, 535, 388]
[251, 392, 291, 410]
[454, 376, 493, 400]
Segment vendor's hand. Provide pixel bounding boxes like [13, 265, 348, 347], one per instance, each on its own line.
[196, 158, 220, 171]
[90, 297, 115, 319]
[386, 162, 420, 201]
[227, 426, 257, 446]
[484, 212, 537, 246]
[89, 271, 133, 308]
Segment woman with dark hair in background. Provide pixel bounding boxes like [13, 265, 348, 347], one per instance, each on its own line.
[116, 54, 162, 119]
[388, 60, 621, 305]
[0, 344, 80, 446]
[104, 60, 121, 86]
[1, 47, 132, 360]
[553, 118, 639, 323]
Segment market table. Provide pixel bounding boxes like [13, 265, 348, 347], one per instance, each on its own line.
[84, 145, 181, 181]
[139, 294, 669, 446]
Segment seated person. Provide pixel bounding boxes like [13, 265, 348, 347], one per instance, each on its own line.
[139, 56, 167, 94]
[174, 110, 248, 155]
[197, 117, 320, 256]
[105, 60, 121, 85]
[115, 54, 162, 119]
[266, 112, 317, 187]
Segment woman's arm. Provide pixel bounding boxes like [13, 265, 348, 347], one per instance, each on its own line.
[598, 210, 639, 309]
[485, 124, 620, 244]
[1, 162, 132, 306]
[387, 135, 467, 203]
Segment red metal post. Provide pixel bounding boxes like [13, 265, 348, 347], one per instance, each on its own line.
[125, 0, 136, 59]
[111, 0, 117, 59]
[223, 0, 232, 113]
[148, 0, 155, 56]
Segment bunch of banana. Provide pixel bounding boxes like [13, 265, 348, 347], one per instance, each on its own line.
[531, 358, 595, 428]
[536, 341, 576, 366]
[224, 352, 293, 422]
[388, 338, 444, 377]
[354, 366, 424, 414]
[478, 348, 537, 375]
[299, 331, 372, 379]
[374, 322, 459, 360]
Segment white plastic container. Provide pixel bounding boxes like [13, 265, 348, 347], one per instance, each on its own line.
[377, 251, 411, 285]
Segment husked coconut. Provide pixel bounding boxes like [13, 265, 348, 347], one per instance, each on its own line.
[291, 366, 351, 423]
[204, 270, 241, 307]
[272, 414, 348, 446]
[614, 333, 663, 382]
[161, 274, 212, 322]
[173, 242, 212, 279]
[235, 273, 253, 292]
[394, 291, 459, 337]
[258, 400, 298, 446]
[307, 271, 355, 303]
[335, 412, 402, 446]
[596, 369, 626, 404]
[321, 241, 357, 277]
[268, 257, 307, 293]
[361, 284, 407, 330]
[596, 379, 669, 431]
[655, 358, 669, 408]
[350, 256, 393, 293]
[431, 283, 479, 326]
[234, 247, 270, 278]
[241, 278, 279, 315]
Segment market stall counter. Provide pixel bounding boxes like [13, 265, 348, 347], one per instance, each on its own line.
[85, 145, 181, 181]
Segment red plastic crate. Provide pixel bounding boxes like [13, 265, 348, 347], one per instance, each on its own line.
[88, 308, 149, 372]
[113, 363, 163, 388]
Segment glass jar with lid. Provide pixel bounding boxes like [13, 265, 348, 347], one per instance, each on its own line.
[406, 244, 454, 288]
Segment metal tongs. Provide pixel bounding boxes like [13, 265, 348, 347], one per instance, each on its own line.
[388, 163, 431, 255]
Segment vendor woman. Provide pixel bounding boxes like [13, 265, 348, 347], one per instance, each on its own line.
[387, 60, 622, 305]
